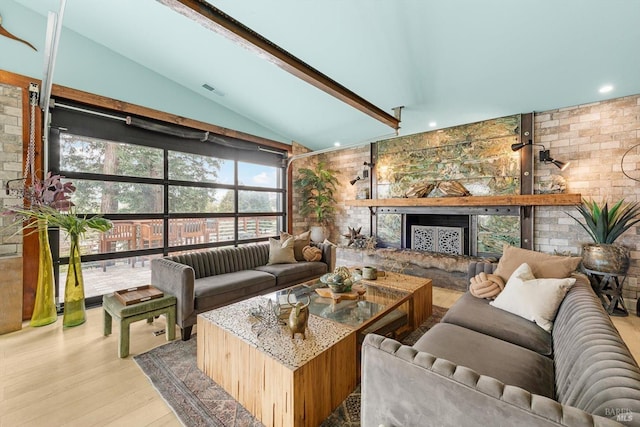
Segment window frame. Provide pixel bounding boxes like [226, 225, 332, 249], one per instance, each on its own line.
[48, 101, 288, 307]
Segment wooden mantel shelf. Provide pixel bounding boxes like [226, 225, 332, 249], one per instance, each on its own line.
[345, 193, 582, 207]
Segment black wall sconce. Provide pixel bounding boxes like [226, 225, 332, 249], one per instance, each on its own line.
[539, 150, 569, 170]
[350, 176, 362, 185]
[511, 140, 570, 171]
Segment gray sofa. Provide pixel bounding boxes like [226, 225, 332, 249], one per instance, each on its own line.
[362, 261, 640, 426]
[151, 241, 334, 340]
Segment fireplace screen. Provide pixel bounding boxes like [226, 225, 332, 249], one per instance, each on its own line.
[411, 225, 463, 255]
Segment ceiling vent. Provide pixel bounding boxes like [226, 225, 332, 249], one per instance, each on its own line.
[202, 83, 225, 96]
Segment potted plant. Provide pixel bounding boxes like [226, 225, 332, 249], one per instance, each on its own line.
[294, 161, 339, 242]
[568, 199, 640, 274]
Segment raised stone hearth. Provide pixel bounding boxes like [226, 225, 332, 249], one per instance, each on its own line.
[337, 247, 494, 292]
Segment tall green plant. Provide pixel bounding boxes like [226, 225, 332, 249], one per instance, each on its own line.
[294, 161, 339, 226]
[568, 199, 640, 244]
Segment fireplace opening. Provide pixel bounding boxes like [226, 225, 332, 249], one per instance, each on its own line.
[375, 206, 520, 256]
[405, 214, 470, 255]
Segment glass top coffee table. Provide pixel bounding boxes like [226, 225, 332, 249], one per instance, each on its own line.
[196, 272, 432, 426]
[266, 276, 412, 335]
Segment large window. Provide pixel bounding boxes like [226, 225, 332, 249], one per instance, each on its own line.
[50, 102, 287, 305]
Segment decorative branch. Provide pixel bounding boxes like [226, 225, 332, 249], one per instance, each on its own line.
[0, 15, 37, 51]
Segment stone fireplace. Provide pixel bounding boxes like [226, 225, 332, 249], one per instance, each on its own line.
[377, 206, 520, 257]
[340, 194, 579, 291]
[335, 204, 521, 292]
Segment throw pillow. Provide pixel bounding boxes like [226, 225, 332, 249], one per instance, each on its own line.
[268, 237, 297, 265]
[281, 230, 311, 262]
[302, 245, 322, 262]
[469, 272, 505, 299]
[490, 263, 576, 332]
[494, 244, 581, 282]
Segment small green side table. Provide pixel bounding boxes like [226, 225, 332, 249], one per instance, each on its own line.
[103, 293, 177, 358]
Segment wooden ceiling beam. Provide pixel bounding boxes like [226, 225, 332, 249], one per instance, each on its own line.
[158, 0, 400, 131]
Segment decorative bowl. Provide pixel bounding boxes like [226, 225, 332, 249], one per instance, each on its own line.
[328, 282, 350, 293]
[319, 273, 334, 285]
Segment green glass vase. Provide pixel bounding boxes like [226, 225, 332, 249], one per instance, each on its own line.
[63, 233, 86, 327]
[30, 219, 57, 327]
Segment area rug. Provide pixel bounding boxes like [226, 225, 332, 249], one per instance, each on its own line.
[134, 305, 448, 427]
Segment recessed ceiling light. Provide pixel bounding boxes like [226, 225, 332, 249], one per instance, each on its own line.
[599, 85, 613, 94]
[429, 122, 437, 128]
[334, 141, 341, 147]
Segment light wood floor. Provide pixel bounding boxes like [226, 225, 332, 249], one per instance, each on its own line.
[1, 287, 638, 427]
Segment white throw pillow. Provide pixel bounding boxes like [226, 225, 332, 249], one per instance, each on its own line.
[267, 237, 297, 265]
[490, 263, 575, 332]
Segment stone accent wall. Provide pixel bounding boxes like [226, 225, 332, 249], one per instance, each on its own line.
[534, 94, 640, 312]
[0, 83, 23, 256]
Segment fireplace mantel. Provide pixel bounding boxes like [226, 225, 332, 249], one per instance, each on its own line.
[345, 193, 581, 208]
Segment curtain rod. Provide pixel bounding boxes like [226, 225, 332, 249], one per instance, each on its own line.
[54, 101, 128, 122]
[54, 101, 289, 157]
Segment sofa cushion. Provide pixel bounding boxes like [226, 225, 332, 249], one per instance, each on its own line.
[441, 292, 553, 356]
[193, 270, 276, 310]
[254, 261, 327, 287]
[302, 245, 322, 262]
[490, 263, 575, 332]
[469, 271, 504, 299]
[281, 230, 310, 261]
[494, 244, 581, 282]
[413, 323, 555, 398]
[268, 237, 297, 265]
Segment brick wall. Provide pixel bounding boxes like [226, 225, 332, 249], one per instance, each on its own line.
[290, 142, 371, 244]
[534, 94, 640, 308]
[0, 83, 23, 256]
[324, 145, 371, 244]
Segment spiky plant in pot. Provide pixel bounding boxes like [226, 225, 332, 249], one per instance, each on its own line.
[568, 199, 640, 274]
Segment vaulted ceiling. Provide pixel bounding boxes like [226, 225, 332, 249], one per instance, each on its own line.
[2, 0, 640, 150]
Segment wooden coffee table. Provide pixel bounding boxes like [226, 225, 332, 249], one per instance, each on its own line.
[360, 271, 433, 336]
[197, 298, 357, 427]
[197, 272, 432, 427]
